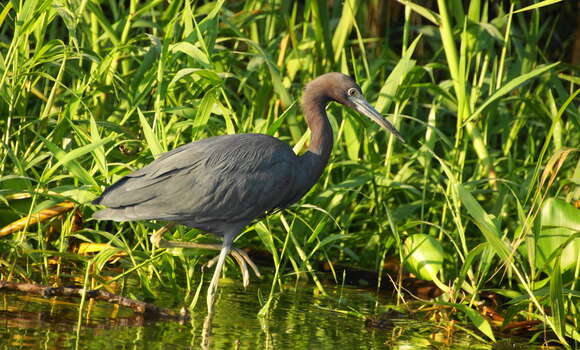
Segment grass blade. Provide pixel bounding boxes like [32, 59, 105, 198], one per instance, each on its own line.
[464, 62, 560, 125]
[137, 108, 164, 157]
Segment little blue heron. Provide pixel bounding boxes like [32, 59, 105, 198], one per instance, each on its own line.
[92, 72, 404, 313]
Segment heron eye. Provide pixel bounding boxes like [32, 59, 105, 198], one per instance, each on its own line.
[347, 88, 357, 97]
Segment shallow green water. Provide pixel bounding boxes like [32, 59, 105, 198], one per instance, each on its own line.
[0, 277, 530, 349]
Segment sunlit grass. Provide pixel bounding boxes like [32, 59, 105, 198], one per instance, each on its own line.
[0, 0, 578, 346]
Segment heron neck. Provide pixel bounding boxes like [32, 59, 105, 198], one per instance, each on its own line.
[302, 97, 333, 183]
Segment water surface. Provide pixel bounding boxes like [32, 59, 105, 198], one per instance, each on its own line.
[0, 277, 531, 349]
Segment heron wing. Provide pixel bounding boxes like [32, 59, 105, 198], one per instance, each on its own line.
[93, 134, 300, 230]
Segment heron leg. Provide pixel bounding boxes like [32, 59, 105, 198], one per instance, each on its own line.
[206, 234, 233, 313]
[151, 227, 261, 283]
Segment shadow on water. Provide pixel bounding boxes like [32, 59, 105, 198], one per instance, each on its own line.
[0, 278, 534, 350]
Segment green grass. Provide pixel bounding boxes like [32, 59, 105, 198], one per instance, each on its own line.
[1, 0, 579, 346]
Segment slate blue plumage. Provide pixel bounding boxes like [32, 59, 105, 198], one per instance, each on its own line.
[94, 134, 302, 235]
[92, 72, 404, 313]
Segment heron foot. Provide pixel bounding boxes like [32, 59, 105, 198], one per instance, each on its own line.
[204, 247, 261, 287]
[150, 224, 175, 247]
[150, 228, 261, 288]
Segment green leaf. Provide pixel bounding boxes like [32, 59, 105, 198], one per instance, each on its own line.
[374, 35, 420, 114]
[440, 302, 496, 341]
[0, 2, 13, 29]
[193, 91, 216, 130]
[266, 102, 297, 136]
[170, 42, 211, 67]
[137, 108, 164, 157]
[36, 133, 111, 188]
[309, 234, 344, 258]
[549, 262, 565, 341]
[398, 0, 440, 25]
[403, 234, 444, 281]
[44, 135, 115, 181]
[541, 198, 580, 231]
[514, 0, 563, 13]
[537, 198, 580, 272]
[343, 116, 360, 161]
[331, 0, 358, 62]
[89, 115, 108, 177]
[254, 222, 278, 268]
[464, 62, 559, 125]
[456, 184, 511, 260]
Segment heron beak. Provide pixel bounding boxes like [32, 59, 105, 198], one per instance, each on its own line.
[350, 96, 405, 143]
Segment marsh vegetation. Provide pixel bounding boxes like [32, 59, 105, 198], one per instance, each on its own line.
[1, 0, 579, 347]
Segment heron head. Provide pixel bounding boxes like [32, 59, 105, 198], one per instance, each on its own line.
[306, 73, 405, 143]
